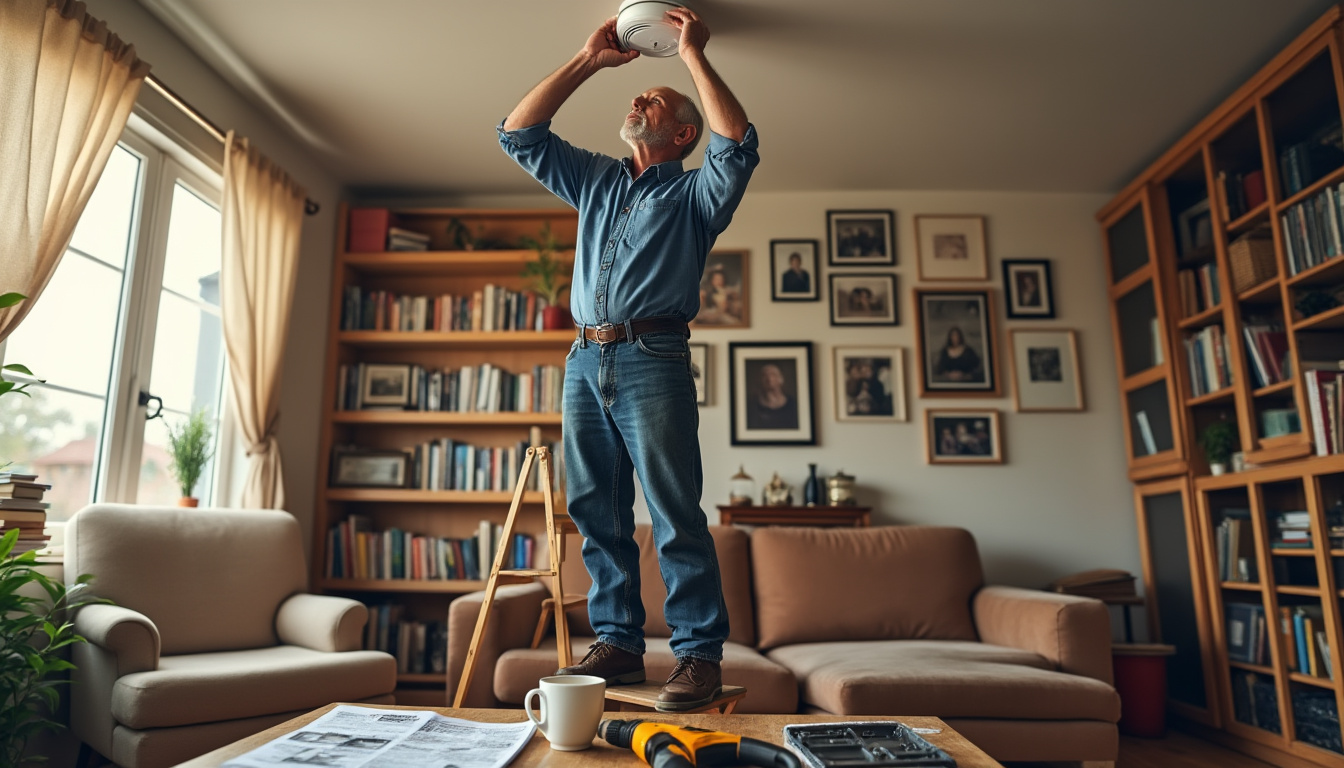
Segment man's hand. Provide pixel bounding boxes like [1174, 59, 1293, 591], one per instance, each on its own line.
[666, 7, 709, 60]
[583, 17, 640, 69]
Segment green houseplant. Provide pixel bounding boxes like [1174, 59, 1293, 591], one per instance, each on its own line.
[519, 223, 571, 330]
[0, 293, 41, 404]
[1198, 421, 1238, 476]
[166, 409, 214, 506]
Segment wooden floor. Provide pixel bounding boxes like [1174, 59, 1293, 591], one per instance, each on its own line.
[1007, 730, 1282, 768]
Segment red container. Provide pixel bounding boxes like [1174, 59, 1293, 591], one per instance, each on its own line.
[1112, 644, 1176, 738]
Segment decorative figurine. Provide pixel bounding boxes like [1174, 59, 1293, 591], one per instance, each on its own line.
[762, 472, 793, 506]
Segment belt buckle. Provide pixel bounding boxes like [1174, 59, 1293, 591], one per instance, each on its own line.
[593, 323, 619, 345]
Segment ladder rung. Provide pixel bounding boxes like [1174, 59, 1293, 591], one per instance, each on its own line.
[542, 595, 588, 607]
[499, 568, 551, 577]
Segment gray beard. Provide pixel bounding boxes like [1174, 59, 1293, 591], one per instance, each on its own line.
[620, 115, 676, 150]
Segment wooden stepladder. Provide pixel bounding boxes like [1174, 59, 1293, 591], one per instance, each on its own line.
[453, 445, 583, 707]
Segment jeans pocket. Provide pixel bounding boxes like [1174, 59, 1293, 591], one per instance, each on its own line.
[635, 332, 688, 359]
[565, 339, 580, 362]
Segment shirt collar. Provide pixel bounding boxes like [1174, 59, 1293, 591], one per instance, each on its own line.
[621, 156, 686, 183]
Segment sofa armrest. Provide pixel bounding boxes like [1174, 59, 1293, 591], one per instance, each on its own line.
[447, 582, 551, 707]
[277, 593, 368, 652]
[71, 603, 160, 675]
[973, 585, 1113, 685]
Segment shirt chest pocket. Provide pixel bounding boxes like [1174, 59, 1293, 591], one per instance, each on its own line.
[623, 198, 682, 249]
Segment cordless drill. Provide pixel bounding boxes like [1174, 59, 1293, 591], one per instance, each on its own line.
[599, 718, 802, 768]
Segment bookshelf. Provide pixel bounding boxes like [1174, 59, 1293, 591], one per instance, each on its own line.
[314, 204, 578, 701]
[1099, 7, 1344, 765]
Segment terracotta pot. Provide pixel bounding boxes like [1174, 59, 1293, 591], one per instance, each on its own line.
[542, 305, 571, 331]
[178, 497, 199, 508]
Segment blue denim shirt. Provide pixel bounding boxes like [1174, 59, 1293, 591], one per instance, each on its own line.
[498, 120, 760, 326]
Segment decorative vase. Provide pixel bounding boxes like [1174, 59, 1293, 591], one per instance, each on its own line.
[1209, 463, 1227, 477]
[178, 497, 199, 508]
[803, 463, 820, 506]
[542, 305, 571, 330]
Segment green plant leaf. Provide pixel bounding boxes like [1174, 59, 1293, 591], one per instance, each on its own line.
[1, 363, 32, 376]
[0, 292, 25, 309]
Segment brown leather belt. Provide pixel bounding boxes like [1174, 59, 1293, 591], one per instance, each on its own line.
[578, 317, 690, 344]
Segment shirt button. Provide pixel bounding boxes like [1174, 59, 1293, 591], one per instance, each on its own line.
[622, 207, 629, 213]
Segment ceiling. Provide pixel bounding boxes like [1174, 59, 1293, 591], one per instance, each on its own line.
[139, 0, 1337, 197]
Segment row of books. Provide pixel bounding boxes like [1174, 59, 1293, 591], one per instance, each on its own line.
[340, 285, 554, 333]
[1241, 324, 1289, 388]
[1281, 604, 1333, 679]
[1278, 122, 1344, 198]
[336, 362, 564, 414]
[1216, 509, 1256, 583]
[403, 438, 566, 492]
[1306, 367, 1344, 456]
[1183, 324, 1232, 396]
[1176, 263, 1221, 317]
[1230, 671, 1281, 733]
[0, 473, 51, 555]
[327, 516, 535, 581]
[1281, 182, 1344, 275]
[1215, 168, 1268, 222]
[363, 604, 448, 676]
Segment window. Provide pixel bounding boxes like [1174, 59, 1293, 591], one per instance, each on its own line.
[1, 126, 229, 524]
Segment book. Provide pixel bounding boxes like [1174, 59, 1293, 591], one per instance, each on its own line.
[0, 481, 49, 499]
[0, 498, 49, 512]
[1135, 411, 1158, 456]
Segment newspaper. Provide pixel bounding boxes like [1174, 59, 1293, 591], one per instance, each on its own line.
[223, 705, 536, 768]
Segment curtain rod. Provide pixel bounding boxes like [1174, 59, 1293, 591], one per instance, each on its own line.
[145, 75, 320, 216]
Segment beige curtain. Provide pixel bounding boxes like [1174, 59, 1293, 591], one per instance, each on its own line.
[222, 131, 306, 510]
[0, 0, 150, 341]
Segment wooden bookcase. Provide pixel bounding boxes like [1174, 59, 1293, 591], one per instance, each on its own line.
[1099, 6, 1344, 764]
[314, 204, 577, 703]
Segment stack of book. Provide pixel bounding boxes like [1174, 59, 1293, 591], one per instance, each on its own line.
[1273, 510, 1313, 549]
[1215, 509, 1257, 582]
[386, 227, 431, 252]
[1281, 604, 1332, 680]
[0, 472, 52, 555]
[1183, 324, 1232, 396]
[1176, 262, 1221, 317]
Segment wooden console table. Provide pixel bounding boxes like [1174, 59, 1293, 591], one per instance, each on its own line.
[716, 505, 871, 527]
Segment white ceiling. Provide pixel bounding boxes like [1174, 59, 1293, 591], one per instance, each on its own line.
[141, 0, 1337, 196]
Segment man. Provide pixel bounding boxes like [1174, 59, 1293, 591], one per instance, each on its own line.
[497, 7, 758, 711]
[780, 252, 810, 294]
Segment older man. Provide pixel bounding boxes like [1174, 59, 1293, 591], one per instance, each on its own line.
[497, 7, 758, 711]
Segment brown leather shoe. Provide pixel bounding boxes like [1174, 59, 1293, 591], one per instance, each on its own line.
[556, 642, 646, 685]
[655, 657, 722, 711]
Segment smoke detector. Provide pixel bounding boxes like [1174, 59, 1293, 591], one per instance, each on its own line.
[616, 0, 685, 57]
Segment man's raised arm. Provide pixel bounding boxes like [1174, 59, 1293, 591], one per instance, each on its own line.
[666, 7, 747, 142]
[504, 17, 639, 131]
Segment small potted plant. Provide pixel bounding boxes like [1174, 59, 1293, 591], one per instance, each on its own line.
[519, 223, 572, 330]
[167, 409, 214, 506]
[1199, 421, 1238, 476]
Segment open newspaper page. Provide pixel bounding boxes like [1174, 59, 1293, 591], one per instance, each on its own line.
[223, 705, 535, 768]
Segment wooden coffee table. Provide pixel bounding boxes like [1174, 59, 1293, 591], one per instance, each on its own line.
[180, 703, 1003, 767]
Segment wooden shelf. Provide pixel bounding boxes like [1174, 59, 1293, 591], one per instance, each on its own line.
[1271, 548, 1319, 557]
[325, 488, 552, 504]
[342, 250, 574, 276]
[1277, 163, 1344, 211]
[1228, 660, 1274, 675]
[316, 577, 531, 593]
[1227, 202, 1271, 234]
[1179, 304, 1225, 330]
[331, 411, 563, 426]
[338, 330, 575, 349]
[1288, 672, 1336, 689]
[1221, 581, 1262, 591]
[1237, 276, 1282, 304]
[1276, 585, 1322, 596]
[1286, 253, 1344, 289]
[1292, 304, 1344, 332]
[1252, 379, 1295, 399]
[1189, 387, 1236, 406]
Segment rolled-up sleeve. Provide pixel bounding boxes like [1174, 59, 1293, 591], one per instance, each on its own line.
[691, 123, 760, 235]
[497, 119, 596, 209]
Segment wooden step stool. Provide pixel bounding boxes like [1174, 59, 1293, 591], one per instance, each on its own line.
[605, 682, 747, 714]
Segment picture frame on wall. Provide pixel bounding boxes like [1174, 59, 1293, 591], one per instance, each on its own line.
[830, 273, 898, 326]
[925, 409, 1004, 464]
[689, 343, 709, 406]
[1009, 329, 1084, 412]
[770, 240, 820, 301]
[914, 289, 1001, 397]
[826, 209, 895, 266]
[331, 449, 410, 488]
[360, 364, 413, 407]
[1002, 259, 1056, 319]
[729, 342, 815, 446]
[834, 346, 907, 422]
[915, 214, 988, 281]
[692, 249, 750, 328]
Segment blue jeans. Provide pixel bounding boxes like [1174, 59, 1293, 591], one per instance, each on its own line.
[563, 328, 728, 662]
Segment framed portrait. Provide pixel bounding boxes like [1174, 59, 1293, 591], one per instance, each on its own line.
[1009, 329, 1084, 412]
[692, 249, 750, 328]
[1177, 198, 1213, 257]
[1002, 259, 1056, 319]
[360, 363, 412, 407]
[829, 273, 898, 326]
[827, 210, 895, 266]
[925, 409, 1004, 464]
[914, 289, 1001, 397]
[834, 346, 907, 422]
[728, 342, 815, 446]
[689, 343, 709, 405]
[770, 239, 820, 301]
[915, 215, 989, 281]
[331, 449, 410, 488]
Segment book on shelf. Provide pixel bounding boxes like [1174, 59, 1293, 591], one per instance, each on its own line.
[386, 227, 431, 252]
[0, 474, 50, 555]
[340, 284, 551, 333]
[327, 516, 534, 581]
[1281, 182, 1344, 275]
[379, 437, 564, 493]
[338, 361, 564, 415]
[1226, 602, 1268, 665]
[1183, 324, 1232, 396]
[1216, 509, 1256, 583]
[1217, 169, 1268, 221]
[362, 605, 448, 675]
[1278, 121, 1344, 198]
[1134, 411, 1158, 456]
[1305, 369, 1344, 456]
[1177, 262, 1220, 317]
[1259, 408, 1301, 439]
[1241, 321, 1288, 388]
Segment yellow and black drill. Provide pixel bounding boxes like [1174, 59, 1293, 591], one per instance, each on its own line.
[599, 718, 802, 768]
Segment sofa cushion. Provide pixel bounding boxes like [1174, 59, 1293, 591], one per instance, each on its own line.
[559, 525, 756, 647]
[495, 636, 797, 714]
[751, 527, 982, 648]
[768, 640, 1121, 722]
[112, 646, 397, 729]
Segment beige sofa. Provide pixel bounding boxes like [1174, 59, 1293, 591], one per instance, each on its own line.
[447, 524, 1120, 764]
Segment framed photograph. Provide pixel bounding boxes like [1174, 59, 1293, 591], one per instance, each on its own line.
[729, 342, 815, 446]
[331, 449, 410, 488]
[834, 346, 907, 422]
[914, 289, 1001, 397]
[360, 364, 412, 407]
[827, 210, 895, 266]
[692, 249, 750, 328]
[1009, 329, 1084, 412]
[925, 409, 1004, 464]
[915, 215, 988, 281]
[1002, 259, 1056, 319]
[770, 239, 820, 301]
[829, 273, 898, 326]
[689, 343, 709, 405]
[1177, 198, 1213, 257]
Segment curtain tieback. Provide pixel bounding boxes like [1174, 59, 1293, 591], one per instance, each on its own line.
[246, 438, 276, 457]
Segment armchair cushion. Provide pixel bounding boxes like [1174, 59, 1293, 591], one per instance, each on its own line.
[973, 586, 1114, 684]
[276, 593, 368, 652]
[72, 603, 160, 675]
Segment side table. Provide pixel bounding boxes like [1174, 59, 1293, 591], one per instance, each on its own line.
[716, 505, 871, 527]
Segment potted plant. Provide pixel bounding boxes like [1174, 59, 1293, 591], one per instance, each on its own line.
[519, 223, 572, 330]
[167, 409, 214, 506]
[1199, 421, 1238, 476]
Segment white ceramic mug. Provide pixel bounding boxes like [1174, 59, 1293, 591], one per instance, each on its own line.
[524, 675, 606, 751]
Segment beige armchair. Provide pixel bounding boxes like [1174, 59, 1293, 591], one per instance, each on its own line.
[65, 504, 397, 768]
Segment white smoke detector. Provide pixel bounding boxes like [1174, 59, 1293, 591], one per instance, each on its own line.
[616, 0, 685, 57]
